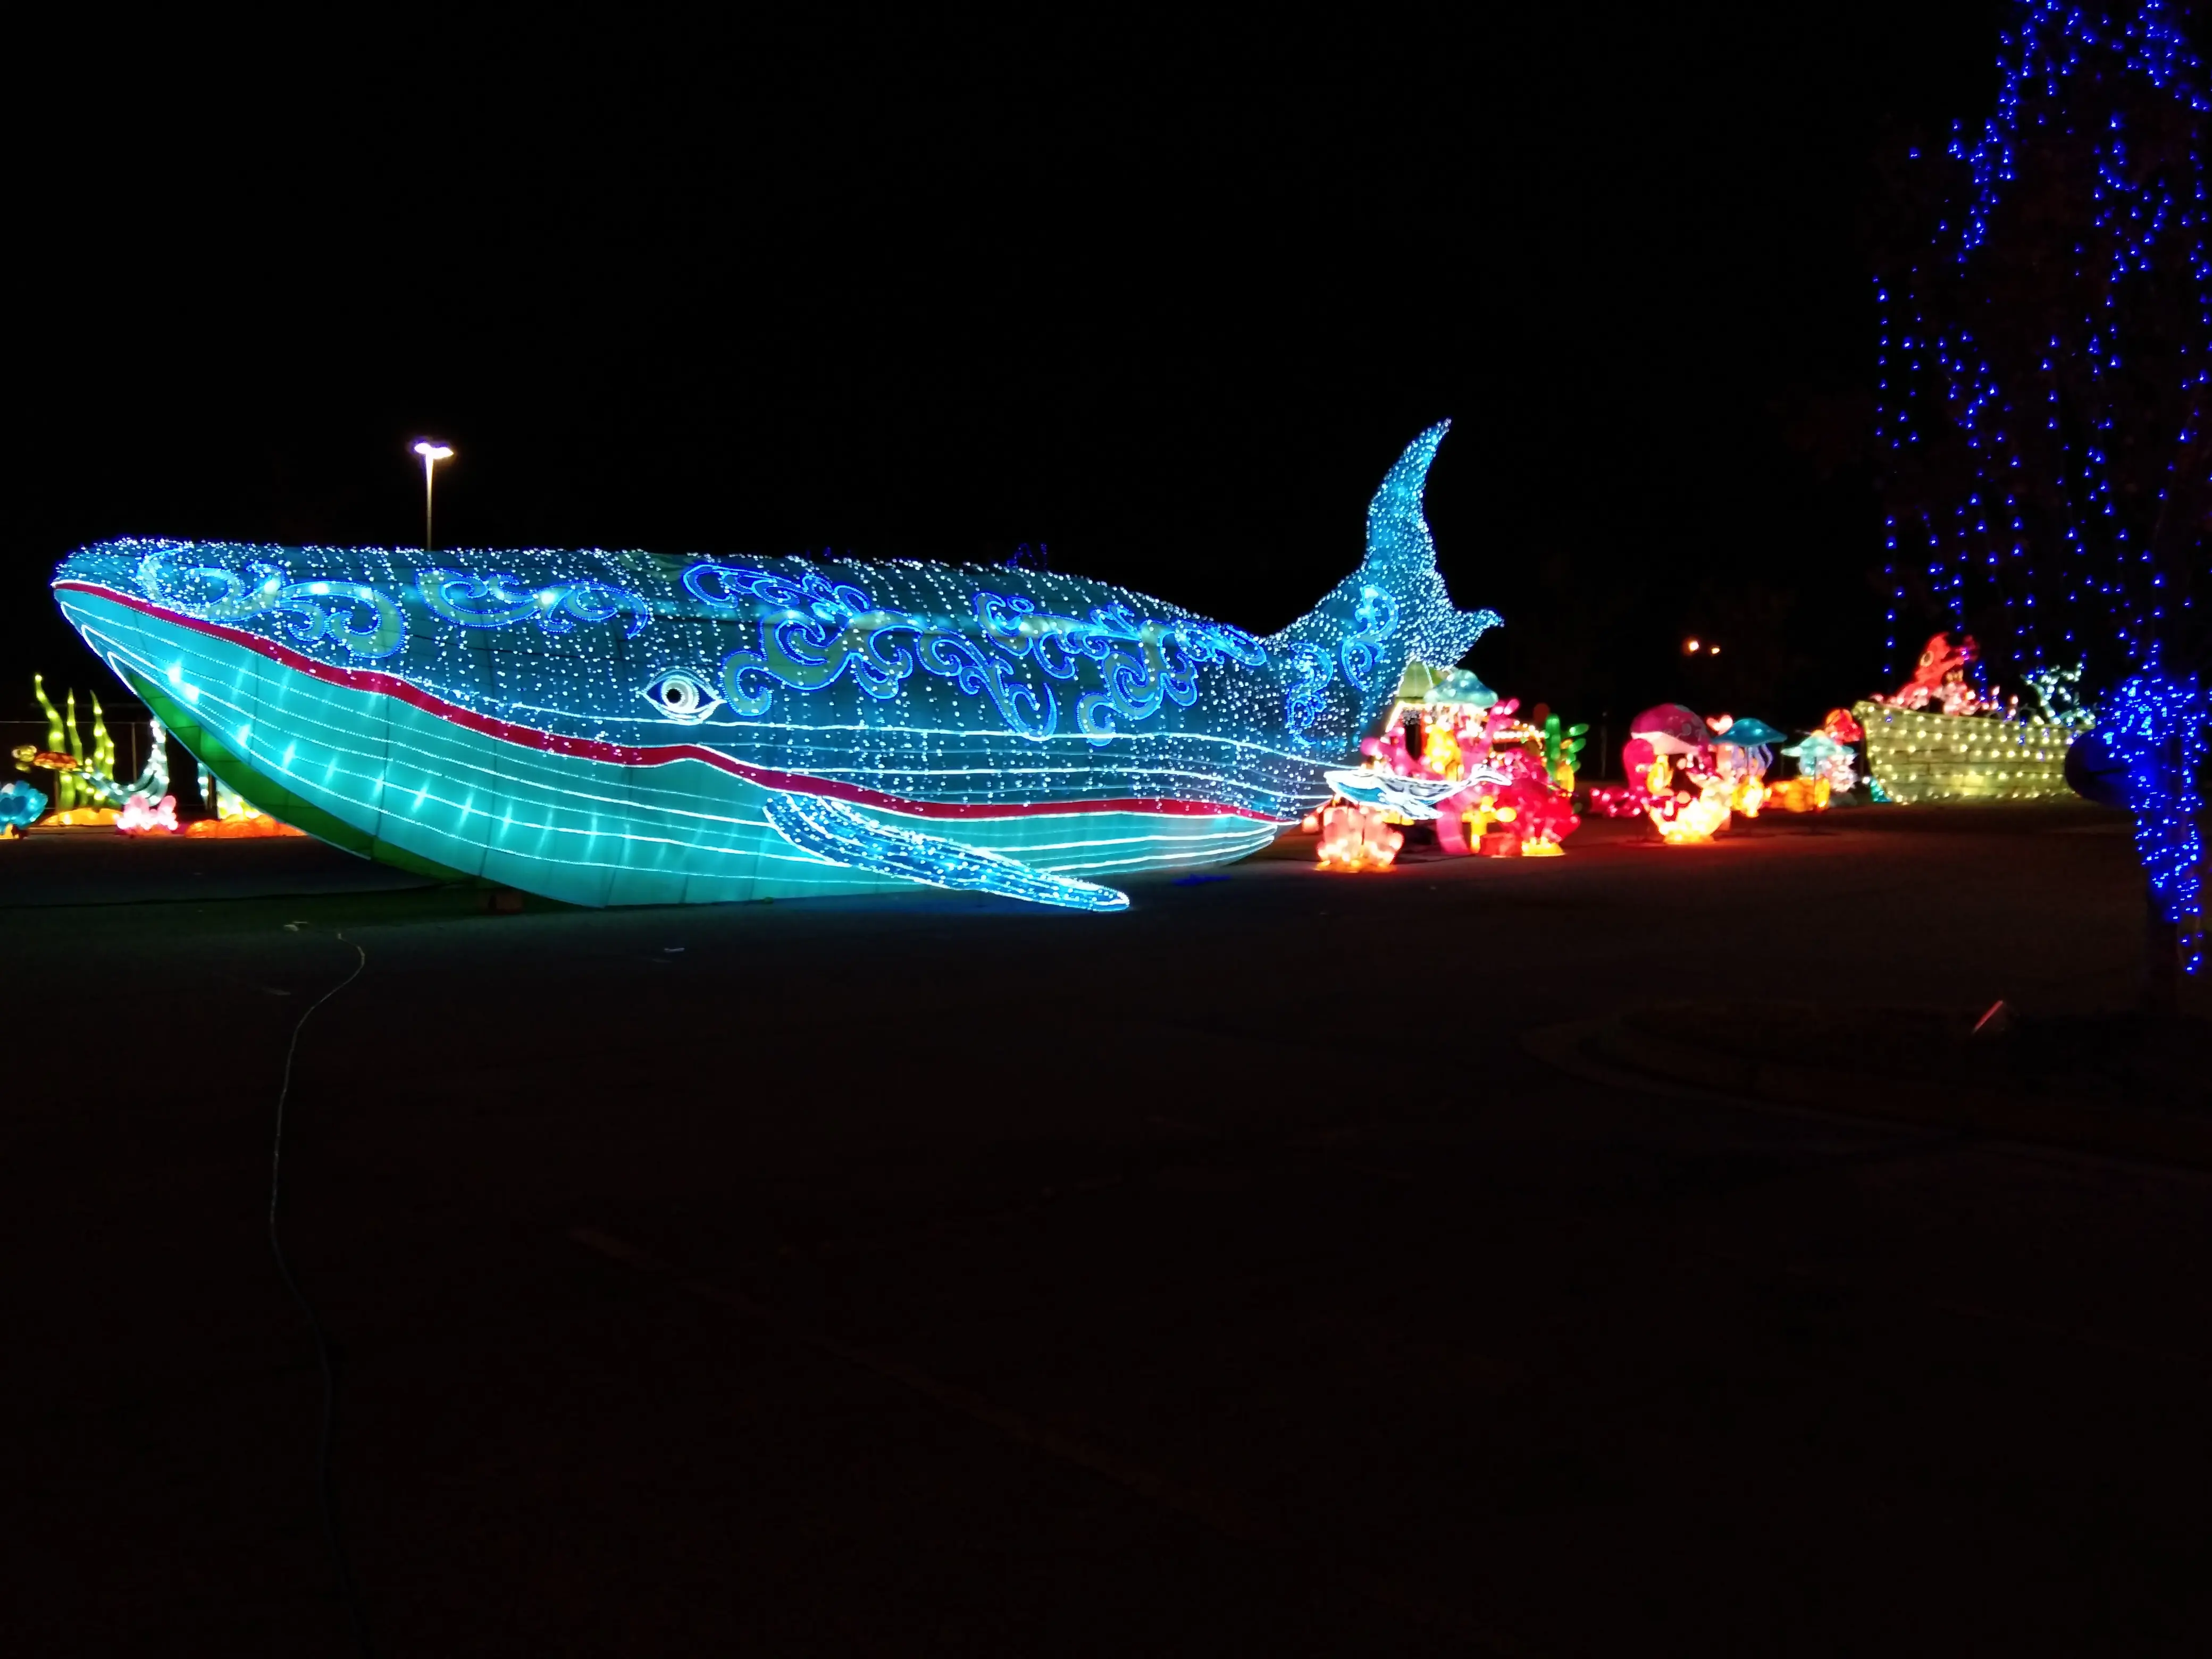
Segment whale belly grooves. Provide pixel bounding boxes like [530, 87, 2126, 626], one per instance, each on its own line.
[121, 663, 474, 884]
[51, 422, 1493, 910]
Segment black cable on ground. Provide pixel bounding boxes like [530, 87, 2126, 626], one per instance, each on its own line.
[267, 932, 374, 1656]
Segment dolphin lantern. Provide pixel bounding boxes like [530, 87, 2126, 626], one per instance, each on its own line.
[53, 423, 1499, 911]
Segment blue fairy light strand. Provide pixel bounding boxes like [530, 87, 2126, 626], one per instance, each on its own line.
[2102, 670, 2209, 970]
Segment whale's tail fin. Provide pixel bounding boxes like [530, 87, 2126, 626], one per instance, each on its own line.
[1266, 421, 1499, 751]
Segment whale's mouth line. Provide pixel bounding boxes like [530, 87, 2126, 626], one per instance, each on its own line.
[54, 579, 1288, 827]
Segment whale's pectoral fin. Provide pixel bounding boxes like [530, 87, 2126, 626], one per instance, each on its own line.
[762, 792, 1130, 912]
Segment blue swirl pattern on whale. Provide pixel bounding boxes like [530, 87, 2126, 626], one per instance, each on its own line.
[51, 422, 1497, 909]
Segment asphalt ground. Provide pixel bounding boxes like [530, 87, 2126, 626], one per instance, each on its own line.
[4, 805, 2209, 1655]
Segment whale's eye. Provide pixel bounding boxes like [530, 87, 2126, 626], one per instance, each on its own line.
[639, 669, 724, 725]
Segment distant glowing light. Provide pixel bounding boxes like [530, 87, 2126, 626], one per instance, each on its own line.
[413, 439, 455, 552]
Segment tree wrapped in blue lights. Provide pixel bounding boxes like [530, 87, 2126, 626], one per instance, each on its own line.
[1873, 2, 2209, 985]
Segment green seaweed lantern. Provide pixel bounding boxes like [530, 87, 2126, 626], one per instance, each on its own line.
[31, 674, 83, 812]
[1542, 713, 1589, 791]
[19, 675, 168, 812]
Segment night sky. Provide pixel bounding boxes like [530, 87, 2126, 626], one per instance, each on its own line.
[18, 6, 2112, 750]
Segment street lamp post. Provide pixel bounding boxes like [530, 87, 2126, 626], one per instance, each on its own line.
[412, 440, 454, 550]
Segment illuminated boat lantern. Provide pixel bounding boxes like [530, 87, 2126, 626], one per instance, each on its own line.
[53, 424, 1499, 910]
[1850, 632, 2077, 805]
[1851, 703, 2076, 804]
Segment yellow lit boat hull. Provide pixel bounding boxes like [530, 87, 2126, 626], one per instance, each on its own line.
[1853, 701, 2075, 805]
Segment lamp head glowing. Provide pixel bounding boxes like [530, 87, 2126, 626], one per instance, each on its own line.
[413, 440, 454, 462]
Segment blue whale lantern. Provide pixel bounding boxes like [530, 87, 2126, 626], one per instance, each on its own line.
[53, 423, 1497, 910]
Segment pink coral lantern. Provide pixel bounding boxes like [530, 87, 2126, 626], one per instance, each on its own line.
[116, 792, 180, 835]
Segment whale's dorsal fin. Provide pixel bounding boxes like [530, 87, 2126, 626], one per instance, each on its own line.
[762, 793, 1130, 912]
[1364, 418, 1451, 574]
[1263, 421, 1500, 753]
